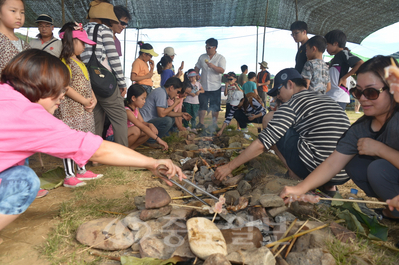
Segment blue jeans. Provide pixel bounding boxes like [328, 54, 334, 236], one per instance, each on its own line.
[0, 166, 40, 215]
[147, 117, 174, 143]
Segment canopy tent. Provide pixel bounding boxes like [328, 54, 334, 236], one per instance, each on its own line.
[24, 0, 399, 44]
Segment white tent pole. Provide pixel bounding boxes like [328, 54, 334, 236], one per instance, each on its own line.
[134, 28, 139, 60]
[262, 0, 269, 62]
[62, 0, 65, 25]
[256, 26, 258, 74]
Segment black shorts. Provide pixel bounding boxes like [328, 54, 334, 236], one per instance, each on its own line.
[199, 88, 221, 112]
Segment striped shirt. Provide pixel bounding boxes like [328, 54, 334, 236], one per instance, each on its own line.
[224, 98, 266, 124]
[81, 22, 126, 89]
[258, 90, 350, 181]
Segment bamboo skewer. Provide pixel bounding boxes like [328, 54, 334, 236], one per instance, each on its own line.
[169, 203, 204, 210]
[266, 223, 329, 248]
[272, 219, 297, 252]
[318, 197, 388, 205]
[284, 220, 310, 258]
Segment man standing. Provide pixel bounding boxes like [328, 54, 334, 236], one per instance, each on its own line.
[290, 21, 309, 74]
[195, 38, 226, 129]
[237, 64, 248, 86]
[110, 5, 131, 57]
[29, 14, 62, 57]
[257, 61, 270, 107]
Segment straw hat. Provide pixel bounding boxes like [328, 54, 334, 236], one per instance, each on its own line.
[87, 0, 119, 23]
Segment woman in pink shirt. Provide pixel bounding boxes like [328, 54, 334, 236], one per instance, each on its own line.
[0, 49, 184, 241]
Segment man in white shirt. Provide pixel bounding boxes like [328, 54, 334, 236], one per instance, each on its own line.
[195, 38, 226, 129]
[29, 14, 62, 57]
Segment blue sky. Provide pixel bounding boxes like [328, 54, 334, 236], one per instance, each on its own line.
[17, 22, 399, 84]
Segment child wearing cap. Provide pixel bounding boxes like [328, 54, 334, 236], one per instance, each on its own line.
[131, 41, 158, 95]
[183, 69, 204, 129]
[224, 72, 242, 129]
[55, 22, 102, 188]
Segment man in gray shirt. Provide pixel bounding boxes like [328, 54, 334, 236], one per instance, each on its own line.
[140, 77, 191, 143]
[29, 14, 62, 57]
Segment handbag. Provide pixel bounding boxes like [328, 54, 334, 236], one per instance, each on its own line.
[86, 24, 117, 98]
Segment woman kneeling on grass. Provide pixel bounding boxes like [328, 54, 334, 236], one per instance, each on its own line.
[0, 49, 184, 243]
[280, 55, 399, 220]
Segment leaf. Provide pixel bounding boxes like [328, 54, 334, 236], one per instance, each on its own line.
[231, 164, 247, 175]
[39, 166, 65, 190]
[120, 256, 184, 265]
[337, 210, 366, 235]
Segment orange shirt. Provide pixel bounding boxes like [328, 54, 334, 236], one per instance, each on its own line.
[131, 58, 153, 87]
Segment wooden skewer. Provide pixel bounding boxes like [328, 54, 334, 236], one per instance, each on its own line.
[169, 203, 204, 210]
[272, 219, 297, 252]
[284, 220, 310, 258]
[266, 223, 329, 248]
[318, 197, 388, 205]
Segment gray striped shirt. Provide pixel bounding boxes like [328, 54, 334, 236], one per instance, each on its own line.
[81, 22, 126, 89]
[258, 90, 350, 181]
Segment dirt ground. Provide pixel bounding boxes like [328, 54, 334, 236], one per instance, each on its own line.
[1, 113, 399, 264]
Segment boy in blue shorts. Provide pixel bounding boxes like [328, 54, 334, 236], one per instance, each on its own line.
[301, 35, 331, 94]
[242, 72, 258, 95]
[324, 30, 363, 110]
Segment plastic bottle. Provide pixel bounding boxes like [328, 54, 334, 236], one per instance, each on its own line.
[348, 188, 358, 200]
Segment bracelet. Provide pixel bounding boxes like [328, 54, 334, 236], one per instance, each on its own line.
[155, 136, 159, 141]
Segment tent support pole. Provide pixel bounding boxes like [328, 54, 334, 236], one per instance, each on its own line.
[256, 26, 259, 75]
[134, 28, 140, 60]
[262, 0, 269, 62]
[295, 0, 299, 49]
[62, 0, 65, 25]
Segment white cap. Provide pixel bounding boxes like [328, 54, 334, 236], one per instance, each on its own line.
[230, 90, 244, 106]
[164, 47, 176, 56]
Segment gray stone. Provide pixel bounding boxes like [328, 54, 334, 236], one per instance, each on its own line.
[244, 169, 262, 181]
[226, 246, 276, 265]
[169, 207, 194, 220]
[228, 142, 242, 148]
[76, 218, 134, 250]
[204, 253, 232, 265]
[225, 190, 241, 205]
[145, 187, 171, 209]
[195, 184, 206, 194]
[199, 166, 210, 176]
[267, 206, 288, 217]
[237, 180, 252, 195]
[134, 196, 145, 210]
[275, 212, 297, 223]
[185, 144, 199, 151]
[249, 188, 263, 206]
[286, 248, 327, 265]
[291, 221, 333, 252]
[139, 235, 176, 259]
[259, 194, 285, 208]
[233, 212, 248, 227]
[204, 171, 214, 182]
[131, 242, 140, 251]
[206, 183, 218, 193]
[140, 205, 172, 221]
[170, 153, 185, 162]
[171, 237, 196, 258]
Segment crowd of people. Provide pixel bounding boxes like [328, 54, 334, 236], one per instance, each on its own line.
[1, 0, 399, 247]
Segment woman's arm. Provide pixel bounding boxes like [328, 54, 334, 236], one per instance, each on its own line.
[65, 86, 91, 107]
[357, 138, 399, 169]
[90, 141, 184, 185]
[279, 151, 355, 201]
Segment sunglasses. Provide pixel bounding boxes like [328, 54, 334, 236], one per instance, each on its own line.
[120, 21, 128, 26]
[206, 46, 215, 49]
[350, 86, 388, 100]
[228, 78, 234, 81]
[145, 53, 153, 58]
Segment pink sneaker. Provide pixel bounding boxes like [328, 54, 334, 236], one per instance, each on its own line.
[63, 177, 86, 188]
[76, 170, 103, 181]
[36, 189, 49, 198]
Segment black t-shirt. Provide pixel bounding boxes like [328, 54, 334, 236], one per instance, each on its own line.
[295, 41, 308, 74]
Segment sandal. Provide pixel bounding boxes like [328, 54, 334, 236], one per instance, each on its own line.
[373, 208, 399, 221]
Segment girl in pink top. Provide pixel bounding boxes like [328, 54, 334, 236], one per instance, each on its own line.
[0, 49, 185, 242]
[56, 22, 102, 188]
[107, 84, 168, 150]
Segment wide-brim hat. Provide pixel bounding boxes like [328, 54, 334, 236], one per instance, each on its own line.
[86, 0, 119, 23]
[164, 47, 176, 56]
[267, 68, 302, 97]
[259, 61, 269, 69]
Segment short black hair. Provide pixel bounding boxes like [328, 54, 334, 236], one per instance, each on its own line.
[114, 5, 131, 21]
[306, 35, 327, 53]
[206, 38, 218, 48]
[241, 65, 248, 72]
[248, 72, 256, 79]
[164, 77, 184, 89]
[290, 78, 307, 88]
[324, 29, 346, 48]
[290, 21, 307, 32]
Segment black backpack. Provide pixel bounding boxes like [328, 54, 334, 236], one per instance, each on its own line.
[86, 24, 117, 98]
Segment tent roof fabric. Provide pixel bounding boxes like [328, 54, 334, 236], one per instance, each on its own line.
[24, 0, 399, 44]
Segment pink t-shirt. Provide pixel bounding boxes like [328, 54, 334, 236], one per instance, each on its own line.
[106, 106, 138, 137]
[0, 83, 103, 172]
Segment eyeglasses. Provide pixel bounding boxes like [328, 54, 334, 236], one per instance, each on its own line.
[350, 86, 388, 100]
[206, 46, 215, 50]
[228, 78, 234, 81]
[38, 24, 52, 29]
[120, 21, 128, 26]
[291, 31, 302, 37]
[145, 53, 153, 58]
